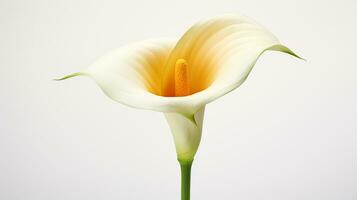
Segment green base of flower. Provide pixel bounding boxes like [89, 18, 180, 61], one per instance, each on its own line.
[179, 159, 193, 200]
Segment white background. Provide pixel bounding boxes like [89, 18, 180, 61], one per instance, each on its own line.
[1, 0, 356, 199]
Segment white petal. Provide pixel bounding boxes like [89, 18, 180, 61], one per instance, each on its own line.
[161, 14, 301, 113]
[74, 38, 192, 112]
[58, 15, 300, 115]
[57, 15, 301, 161]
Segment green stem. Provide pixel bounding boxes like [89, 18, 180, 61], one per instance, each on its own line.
[179, 159, 193, 200]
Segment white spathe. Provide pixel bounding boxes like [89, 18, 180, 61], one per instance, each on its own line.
[58, 14, 301, 161]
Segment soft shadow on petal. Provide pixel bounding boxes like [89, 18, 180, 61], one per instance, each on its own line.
[160, 14, 302, 112]
[60, 38, 201, 113]
[58, 15, 302, 115]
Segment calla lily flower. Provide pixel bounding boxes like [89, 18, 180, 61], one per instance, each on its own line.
[58, 14, 301, 200]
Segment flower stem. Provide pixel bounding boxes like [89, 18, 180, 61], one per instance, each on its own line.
[179, 159, 193, 200]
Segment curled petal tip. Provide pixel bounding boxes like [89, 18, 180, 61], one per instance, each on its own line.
[54, 72, 85, 81]
[269, 44, 305, 61]
[286, 50, 306, 61]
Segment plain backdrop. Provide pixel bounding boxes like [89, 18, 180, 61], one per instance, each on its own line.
[1, 0, 356, 200]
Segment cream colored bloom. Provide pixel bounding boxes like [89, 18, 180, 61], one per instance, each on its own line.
[58, 14, 301, 161]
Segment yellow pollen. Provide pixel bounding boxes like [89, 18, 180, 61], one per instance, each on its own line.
[174, 59, 190, 96]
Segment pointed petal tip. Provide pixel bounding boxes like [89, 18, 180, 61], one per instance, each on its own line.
[284, 49, 306, 61]
[53, 72, 86, 81]
[269, 44, 306, 61]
